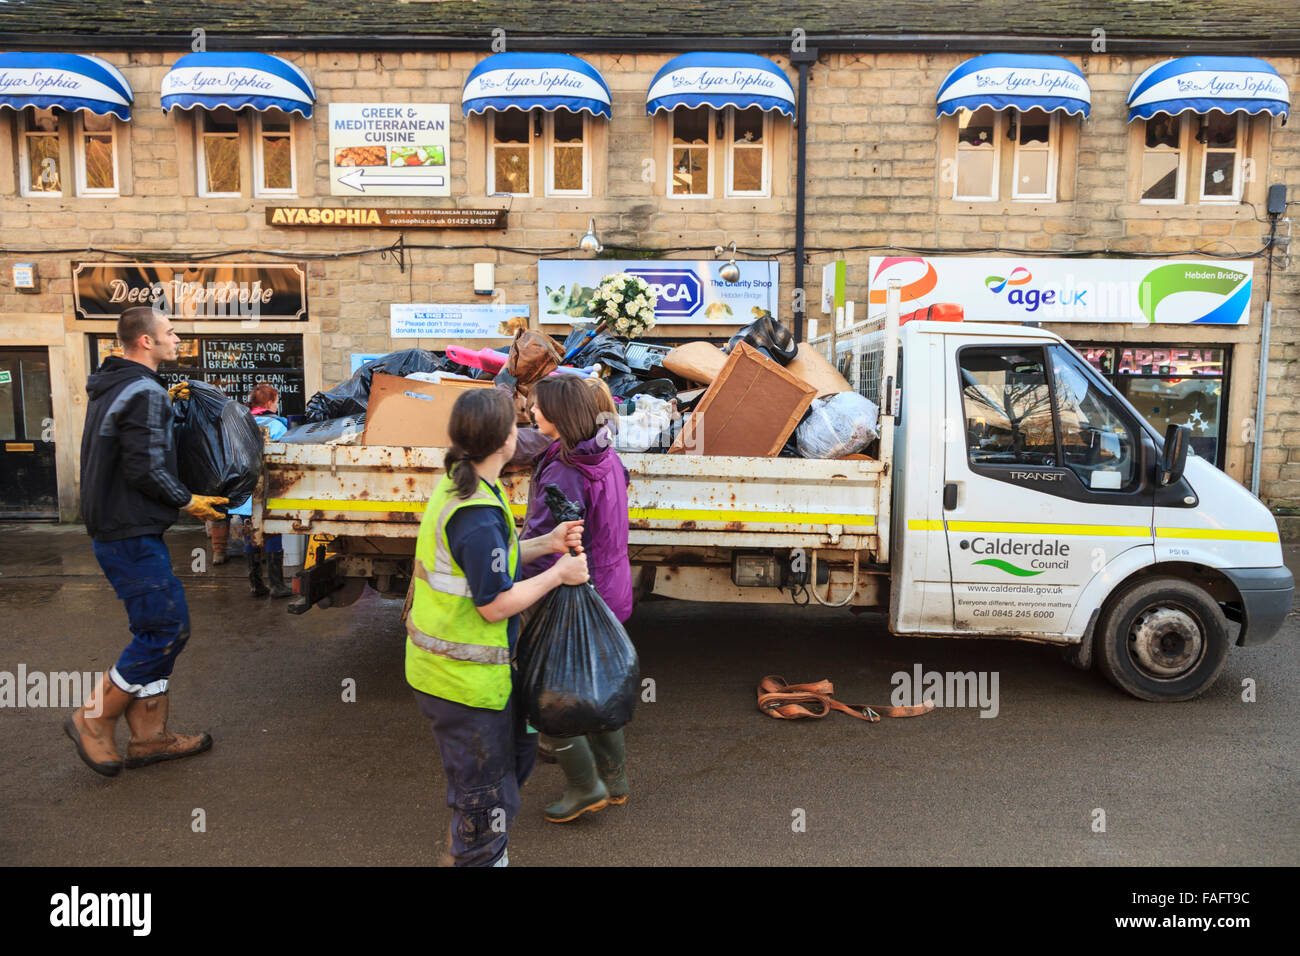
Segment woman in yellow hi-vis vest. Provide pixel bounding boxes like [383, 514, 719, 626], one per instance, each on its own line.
[407, 388, 588, 867]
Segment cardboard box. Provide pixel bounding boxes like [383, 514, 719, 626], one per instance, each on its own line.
[362, 373, 494, 448]
[669, 342, 817, 457]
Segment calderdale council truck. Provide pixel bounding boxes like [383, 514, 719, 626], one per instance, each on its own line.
[252, 285, 1294, 702]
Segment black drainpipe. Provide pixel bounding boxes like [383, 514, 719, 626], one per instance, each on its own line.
[791, 47, 818, 343]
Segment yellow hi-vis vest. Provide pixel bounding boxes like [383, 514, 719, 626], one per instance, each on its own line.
[405, 472, 520, 710]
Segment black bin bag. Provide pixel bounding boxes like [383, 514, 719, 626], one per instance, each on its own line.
[517, 485, 640, 737]
[304, 348, 448, 422]
[172, 380, 263, 509]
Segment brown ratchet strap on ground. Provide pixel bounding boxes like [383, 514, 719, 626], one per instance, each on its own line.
[756, 675, 935, 723]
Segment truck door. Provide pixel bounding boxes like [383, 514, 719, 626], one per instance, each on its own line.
[942, 338, 1154, 636]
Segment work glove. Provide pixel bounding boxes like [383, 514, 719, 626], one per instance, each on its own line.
[168, 382, 191, 402]
[181, 494, 229, 522]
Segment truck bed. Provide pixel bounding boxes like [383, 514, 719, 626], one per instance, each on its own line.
[255, 443, 887, 555]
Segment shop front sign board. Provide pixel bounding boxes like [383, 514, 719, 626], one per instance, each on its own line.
[390, 303, 529, 339]
[537, 259, 779, 326]
[265, 206, 506, 229]
[869, 256, 1253, 324]
[329, 103, 451, 196]
[72, 261, 308, 321]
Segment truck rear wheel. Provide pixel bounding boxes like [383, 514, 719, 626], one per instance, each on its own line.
[1095, 576, 1229, 702]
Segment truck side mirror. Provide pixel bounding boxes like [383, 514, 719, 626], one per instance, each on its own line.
[1159, 424, 1190, 486]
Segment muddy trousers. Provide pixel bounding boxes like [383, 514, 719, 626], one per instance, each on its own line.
[413, 688, 538, 867]
[92, 535, 191, 699]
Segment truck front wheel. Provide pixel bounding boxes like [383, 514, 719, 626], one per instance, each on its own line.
[1095, 577, 1230, 702]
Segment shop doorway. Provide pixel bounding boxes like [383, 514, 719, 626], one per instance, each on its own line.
[0, 348, 58, 519]
[1080, 345, 1229, 469]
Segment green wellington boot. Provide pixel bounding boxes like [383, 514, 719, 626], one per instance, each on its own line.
[587, 728, 629, 805]
[543, 735, 609, 823]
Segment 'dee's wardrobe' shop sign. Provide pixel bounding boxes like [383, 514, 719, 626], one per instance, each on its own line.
[72, 262, 309, 321]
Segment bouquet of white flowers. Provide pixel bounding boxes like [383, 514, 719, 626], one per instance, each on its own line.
[585, 273, 658, 339]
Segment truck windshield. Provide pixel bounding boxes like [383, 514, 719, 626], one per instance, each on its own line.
[1049, 346, 1135, 490]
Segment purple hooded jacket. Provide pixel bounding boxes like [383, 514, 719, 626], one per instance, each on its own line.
[521, 426, 633, 622]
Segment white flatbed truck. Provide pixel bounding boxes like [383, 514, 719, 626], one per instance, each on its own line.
[253, 287, 1293, 701]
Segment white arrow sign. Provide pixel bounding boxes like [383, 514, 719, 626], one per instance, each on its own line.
[338, 168, 447, 192]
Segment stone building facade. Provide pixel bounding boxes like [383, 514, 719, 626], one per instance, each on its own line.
[0, 4, 1296, 526]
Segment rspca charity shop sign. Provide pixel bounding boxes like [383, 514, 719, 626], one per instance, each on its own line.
[329, 104, 451, 197]
[537, 259, 779, 326]
[868, 256, 1253, 325]
[390, 303, 528, 340]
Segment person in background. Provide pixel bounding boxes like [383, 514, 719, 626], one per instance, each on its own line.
[69, 305, 222, 777]
[228, 383, 291, 598]
[582, 376, 618, 420]
[205, 515, 230, 566]
[408, 387, 589, 866]
[523, 375, 634, 823]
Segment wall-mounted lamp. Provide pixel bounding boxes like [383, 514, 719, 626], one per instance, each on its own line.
[714, 241, 741, 283]
[578, 218, 603, 254]
[1005, 107, 1018, 142]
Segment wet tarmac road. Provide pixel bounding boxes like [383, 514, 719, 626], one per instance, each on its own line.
[2, 523, 1296, 866]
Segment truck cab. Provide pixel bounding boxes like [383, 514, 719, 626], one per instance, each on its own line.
[890, 319, 1293, 700]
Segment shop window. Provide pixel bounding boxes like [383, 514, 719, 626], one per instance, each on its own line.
[254, 109, 295, 195]
[1081, 345, 1228, 467]
[92, 333, 307, 416]
[76, 112, 119, 196]
[1010, 108, 1057, 201]
[19, 107, 62, 197]
[953, 107, 1000, 201]
[670, 106, 713, 197]
[197, 107, 242, 197]
[726, 107, 770, 197]
[1140, 112, 1246, 204]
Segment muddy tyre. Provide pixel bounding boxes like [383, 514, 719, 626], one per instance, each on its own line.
[1095, 576, 1229, 702]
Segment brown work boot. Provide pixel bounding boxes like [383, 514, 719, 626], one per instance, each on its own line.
[63, 672, 134, 777]
[123, 694, 213, 769]
[209, 519, 229, 566]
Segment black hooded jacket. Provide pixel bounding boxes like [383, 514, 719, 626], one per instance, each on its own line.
[80, 356, 193, 541]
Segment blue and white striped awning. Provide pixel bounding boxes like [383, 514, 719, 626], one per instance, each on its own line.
[936, 53, 1091, 118]
[161, 52, 316, 117]
[0, 52, 133, 120]
[646, 52, 796, 117]
[1127, 57, 1290, 122]
[462, 52, 611, 118]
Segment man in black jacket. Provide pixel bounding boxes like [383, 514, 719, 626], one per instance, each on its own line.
[66, 305, 228, 777]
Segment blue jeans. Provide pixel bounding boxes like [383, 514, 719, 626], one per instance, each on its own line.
[243, 532, 282, 555]
[92, 535, 190, 698]
[413, 688, 538, 867]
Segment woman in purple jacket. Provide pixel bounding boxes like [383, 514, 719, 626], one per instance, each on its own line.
[523, 375, 633, 823]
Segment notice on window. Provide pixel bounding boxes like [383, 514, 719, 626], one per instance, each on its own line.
[329, 104, 451, 196]
[390, 304, 529, 340]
